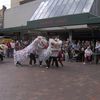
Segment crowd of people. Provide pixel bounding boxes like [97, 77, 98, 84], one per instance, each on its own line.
[0, 36, 100, 67]
[0, 40, 29, 61]
[0, 41, 14, 61]
[63, 39, 100, 64]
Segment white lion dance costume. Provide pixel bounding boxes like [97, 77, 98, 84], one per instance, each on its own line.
[38, 38, 62, 67]
[14, 36, 48, 65]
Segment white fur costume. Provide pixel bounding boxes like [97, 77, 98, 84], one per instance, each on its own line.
[38, 38, 62, 62]
[14, 36, 48, 65]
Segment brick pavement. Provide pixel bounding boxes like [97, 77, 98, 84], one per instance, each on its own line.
[0, 58, 100, 100]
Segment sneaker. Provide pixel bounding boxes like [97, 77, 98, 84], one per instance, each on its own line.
[39, 65, 42, 67]
[16, 62, 22, 66]
[83, 62, 86, 64]
[46, 67, 49, 69]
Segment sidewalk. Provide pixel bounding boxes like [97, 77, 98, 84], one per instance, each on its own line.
[0, 58, 100, 100]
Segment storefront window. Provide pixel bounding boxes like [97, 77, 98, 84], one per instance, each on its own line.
[82, 0, 94, 12]
[74, 0, 87, 14]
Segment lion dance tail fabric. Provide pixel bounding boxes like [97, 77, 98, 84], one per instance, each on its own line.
[38, 38, 62, 62]
[14, 36, 48, 65]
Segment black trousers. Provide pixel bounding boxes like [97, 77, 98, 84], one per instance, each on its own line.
[96, 55, 99, 64]
[0, 54, 3, 61]
[39, 60, 49, 67]
[29, 53, 36, 65]
[48, 56, 59, 68]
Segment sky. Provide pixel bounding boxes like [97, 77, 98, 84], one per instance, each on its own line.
[0, 0, 11, 9]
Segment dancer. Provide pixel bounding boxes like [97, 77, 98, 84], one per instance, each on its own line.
[38, 38, 62, 68]
[14, 36, 48, 66]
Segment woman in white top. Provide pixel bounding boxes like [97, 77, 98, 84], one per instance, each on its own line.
[84, 46, 93, 64]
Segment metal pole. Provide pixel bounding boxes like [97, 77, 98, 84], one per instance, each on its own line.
[69, 30, 72, 42]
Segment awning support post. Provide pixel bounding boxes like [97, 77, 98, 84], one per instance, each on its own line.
[68, 30, 72, 42]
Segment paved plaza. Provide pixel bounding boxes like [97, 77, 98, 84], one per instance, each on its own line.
[0, 58, 100, 100]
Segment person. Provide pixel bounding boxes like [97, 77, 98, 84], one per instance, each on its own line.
[79, 47, 85, 62]
[57, 49, 64, 67]
[14, 36, 48, 66]
[84, 46, 93, 64]
[10, 41, 15, 57]
[14, 41, 22, 66]
[6, 42, 12, 58]
[48, 38, 62, 68]
[0, 43, 8, 58]
[95, 41, 100, 64]
[15, 41, 21, 51]
[0, 47, 3, 61]
[29, 52, 37, 65]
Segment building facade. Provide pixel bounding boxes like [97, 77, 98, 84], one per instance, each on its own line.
[8, 0, 100, 29]
[11, 0, 36, 8]
[20, 0, 36, 5]
[0, 6, 6, 29]
[11, 0, 22, 8]
[4, 0, 43, 28]
[2, 0, 100, 40]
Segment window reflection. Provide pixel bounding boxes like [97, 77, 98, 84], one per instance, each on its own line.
[62, 0, 74, 15]
[75, 0, 87, 14]
[35, 1, 49, 20]
[82, 0, 94, 12]
[68, 0, 80, 15]
[50, 0, 64, 17]
[30, 0, 95, 21]
[30, 2, 45, 20]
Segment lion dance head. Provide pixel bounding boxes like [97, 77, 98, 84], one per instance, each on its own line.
[35, 36, 48, 49]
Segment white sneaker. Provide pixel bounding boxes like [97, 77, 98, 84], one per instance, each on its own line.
[83, 62, 86, 64]
[46, 67, 49, 69]
[39, 65, 42, 67]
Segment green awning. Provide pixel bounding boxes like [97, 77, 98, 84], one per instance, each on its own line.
[1, 13, 100, 34]
[27, 13, 96, 29]
[0, 26, 29, 33]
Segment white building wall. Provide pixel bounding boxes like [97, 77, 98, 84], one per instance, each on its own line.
[4, 0, 43, 28]
[11, 0, 23, 8]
